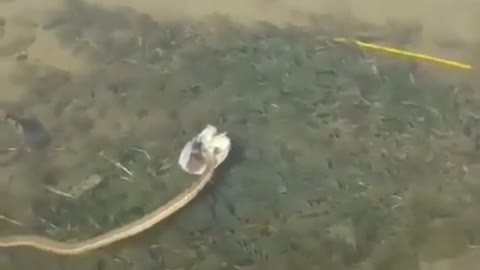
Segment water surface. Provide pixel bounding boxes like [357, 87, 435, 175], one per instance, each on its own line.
[0, 1, 479, 269]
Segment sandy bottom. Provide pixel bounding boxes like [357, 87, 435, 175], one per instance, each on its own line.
[0, 0, 479, 269]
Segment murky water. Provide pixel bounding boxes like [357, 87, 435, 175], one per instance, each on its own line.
[1, 0, 480, 269]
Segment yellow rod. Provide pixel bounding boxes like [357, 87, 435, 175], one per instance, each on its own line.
[334, 38, 473, 71]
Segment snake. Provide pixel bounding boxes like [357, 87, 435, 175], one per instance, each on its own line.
[0, 144, 217, 255]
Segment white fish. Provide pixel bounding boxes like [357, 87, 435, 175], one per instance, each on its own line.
[178, 124, 231, 175]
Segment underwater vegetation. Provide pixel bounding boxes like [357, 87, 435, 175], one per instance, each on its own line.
[0, 0, 478, 269]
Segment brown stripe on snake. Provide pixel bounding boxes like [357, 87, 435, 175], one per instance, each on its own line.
[0, 143, 218, 255]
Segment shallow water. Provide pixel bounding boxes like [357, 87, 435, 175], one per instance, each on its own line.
[1, 0, 480, 269]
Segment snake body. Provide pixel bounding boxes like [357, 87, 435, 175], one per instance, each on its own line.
[0, 147, 217, 255]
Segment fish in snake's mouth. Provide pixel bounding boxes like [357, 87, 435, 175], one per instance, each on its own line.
[186, 141, 207, 173]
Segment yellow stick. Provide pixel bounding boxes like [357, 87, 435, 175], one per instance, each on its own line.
[334, 38, 473, 71]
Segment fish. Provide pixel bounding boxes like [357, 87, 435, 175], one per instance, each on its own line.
[178, 124, 231, 175]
